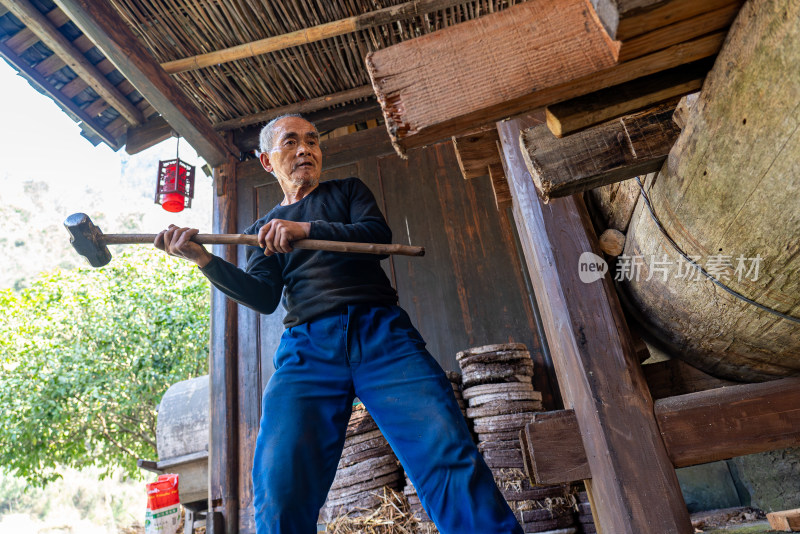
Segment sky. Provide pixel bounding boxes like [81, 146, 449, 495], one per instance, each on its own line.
[0, 59, 214, 281]
[0, 58, 212, 220]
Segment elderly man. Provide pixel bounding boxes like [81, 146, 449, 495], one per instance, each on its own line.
[155, 115, 523, 533]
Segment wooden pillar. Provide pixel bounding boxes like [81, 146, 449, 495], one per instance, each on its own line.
[497, 115, 691, 533]
[209, 156, 238, 534]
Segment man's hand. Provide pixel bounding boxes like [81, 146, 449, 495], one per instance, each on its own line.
[258, 219, 311, 256]
[154, 225, 214, 268]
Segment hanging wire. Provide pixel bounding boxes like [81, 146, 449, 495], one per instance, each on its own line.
[634, 176, 800, 324]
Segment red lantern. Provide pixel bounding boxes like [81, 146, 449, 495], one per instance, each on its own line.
[155, 139, 195, 213]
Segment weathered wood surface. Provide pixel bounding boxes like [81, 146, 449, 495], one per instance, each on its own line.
[585, 177, 642, 233]
[498, 115, 691, 533]
[545, 59, 710, 137]
[523, 377, 800, 484]
[658, 377, 800, 467]
[524, 410, 591, 485]
[672, 92, 699, 129]
[767, 509, 800, 531]
[620, 0, 800, 381]
[598, 229, 625, 256]
[593, 0, 740, 40]
[209, 158, 239, 534]
[521, 101, 680, 202]
[370, 12, 724, 155]
[642, 357, 738, 400]
[488, 162, 512, 210]
[618, 2, 742, 61]
[452, 127, 501, 180]
[367, 0, 620, 155]
[54, 0, 237, 167]
[126, 116, 174, 155]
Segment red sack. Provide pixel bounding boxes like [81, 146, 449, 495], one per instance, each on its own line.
[145, 473, 180, 534]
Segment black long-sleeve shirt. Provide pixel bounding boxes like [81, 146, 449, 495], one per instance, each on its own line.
[199, 177, 398, 327]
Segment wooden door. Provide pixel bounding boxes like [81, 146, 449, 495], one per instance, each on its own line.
[229, 139, 550, 532]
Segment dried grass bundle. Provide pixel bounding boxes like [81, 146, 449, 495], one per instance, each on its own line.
[325, 487, 419, 534]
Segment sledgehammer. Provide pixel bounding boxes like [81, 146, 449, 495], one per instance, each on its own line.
[64, 212, 425, 268]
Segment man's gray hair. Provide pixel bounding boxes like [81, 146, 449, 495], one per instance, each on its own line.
[258, 113, 317, 154]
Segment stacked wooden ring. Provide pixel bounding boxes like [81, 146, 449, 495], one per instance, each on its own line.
[457, 343, 577, 534]
[576, 491, 596, 533]
[319, 403, 403, 523]
[403, 371, 468, 532]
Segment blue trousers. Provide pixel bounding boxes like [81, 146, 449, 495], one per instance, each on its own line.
[252, 304, 523, 533]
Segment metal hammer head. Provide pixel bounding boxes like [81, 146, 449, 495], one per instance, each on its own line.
[64, 213, 112, 268]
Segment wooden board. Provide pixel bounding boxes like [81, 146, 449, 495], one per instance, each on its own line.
[521, 101, 680, 202]
[595, 0, 740, 40]
[452, 127, 501, 180]
[523, 377, 800, 484]
[545, 58, 711, 137]
[524, 410, 591, 484]
[767, 509, 800, 532]
[498, 114, 691, 533]
[367, 0, 620, 155]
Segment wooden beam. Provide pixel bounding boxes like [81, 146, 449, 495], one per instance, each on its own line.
[658, 378, 800, 467]
[215, 86, 375, 131]
[160, 0, 470, 74]
[545, 58, 711, 137]
[369, 6, 725, 155]
[0, 0, 143, 126]
[592, 0, 740, 40]
[125, 115, 174, 155]
[521, 101, 680, 202]
[0, 39, 120, 148]
[498, 114, 691, 533]
[368, 0, 620, 157]
[488, 162, 512, 210]
[524, 410, 591, 485]
[618, 2, 742, 61]
[642, 357, 737, 401]
[232, 99, 383, 153]
[452, 126, 500, 180]
[671, 92, 699, 129]
[53, 0, 237, 167]
[524, 377, 800, 484]
[237, 126, 395, 183]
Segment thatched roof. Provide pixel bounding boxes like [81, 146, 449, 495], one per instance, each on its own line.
[0, 0, 523, 154]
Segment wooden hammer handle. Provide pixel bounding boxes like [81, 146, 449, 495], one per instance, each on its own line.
[101, 234, 425, 257]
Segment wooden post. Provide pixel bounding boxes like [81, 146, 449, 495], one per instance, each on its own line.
[498, 114, 691, 533]
[209, 157, 239, 534]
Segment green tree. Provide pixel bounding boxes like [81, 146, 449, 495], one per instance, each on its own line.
[0, 248, 210, 486]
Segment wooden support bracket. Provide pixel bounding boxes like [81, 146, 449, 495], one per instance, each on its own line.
[498, 113, 691, 533]
[521, 100, 681, 202]
[524, 377, 800, 485]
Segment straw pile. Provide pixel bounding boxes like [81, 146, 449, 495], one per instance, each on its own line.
[457, 343, 578, 534]
[320, 403, 403, 523]
[325, 488, 418, 534]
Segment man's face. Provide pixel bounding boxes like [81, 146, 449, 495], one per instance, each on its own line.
[260, 117, 322, 189]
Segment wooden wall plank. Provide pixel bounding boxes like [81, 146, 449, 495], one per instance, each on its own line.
[498, 114, 691, 533]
